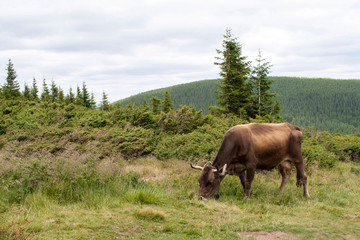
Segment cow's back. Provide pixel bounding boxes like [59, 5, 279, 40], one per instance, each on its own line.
[229, 123, 301, 169]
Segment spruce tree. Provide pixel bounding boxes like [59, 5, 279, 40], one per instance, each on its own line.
[251, 50, 280, 117]
[101, 91, 110, 111]
[151, 97, 161, 114]
[3, 59, 21, 99]
[58, 87, 65, 104]
[82, 82, 91, 108]
[41, 78, 50, 102]
[215, 29, 252, 117]
[161, 90, 173, 113]
[23, 83, 31, 100]
[90, 92, 97, 109]
[30, 78, 39, 100]
[75, 86, 83, 106]
[66, 87, 75, 104]
[50, 80, 59, 102]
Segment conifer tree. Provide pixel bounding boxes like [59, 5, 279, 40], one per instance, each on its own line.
[215, 29, 252, 117]
[58, 87, 65, 104]
[75, 86, 83, 106]
[3, 59, 21, 99]
[142, 99, 149, 109]
[151, 97, 161, 114]
[161, 90, 173, 113]
[101, 91, 110, 111]
[41, 78, 50, 102]
[82, 82, 91, 108]
[65, 87, 75, 104]
[30, 78, 39, 100]
[50, 80, 59, 102]
[251, 50, 280, 117]
[90, 92, 97, 109]
[23, 83, 31, 100]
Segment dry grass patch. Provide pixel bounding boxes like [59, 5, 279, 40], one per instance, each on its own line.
[239, 231, 297, 240]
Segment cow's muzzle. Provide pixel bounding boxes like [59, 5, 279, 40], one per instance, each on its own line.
[199, 192, 219, 201]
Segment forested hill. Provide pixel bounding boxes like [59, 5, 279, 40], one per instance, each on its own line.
[115, 77, 360, 134]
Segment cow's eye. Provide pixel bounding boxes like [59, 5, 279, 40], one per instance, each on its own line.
[206, 182, 213, 187]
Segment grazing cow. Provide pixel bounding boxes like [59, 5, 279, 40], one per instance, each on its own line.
[191, 123, 309, 200]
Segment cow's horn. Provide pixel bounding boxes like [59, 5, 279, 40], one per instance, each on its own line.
[220, 164, 227, 176]
[190, 164, 203, 171]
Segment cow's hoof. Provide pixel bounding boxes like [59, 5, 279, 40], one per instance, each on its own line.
[214, 192, 220, 200]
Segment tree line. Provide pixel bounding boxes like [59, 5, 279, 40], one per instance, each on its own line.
[0, 59, 110, 110]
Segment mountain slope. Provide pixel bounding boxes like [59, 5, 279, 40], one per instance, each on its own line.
[114, 77, 360, 134]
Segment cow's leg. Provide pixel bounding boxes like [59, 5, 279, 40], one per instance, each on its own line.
[278, 161, 291, 193]
[244, 167, 255, 198]
[294, 161, 310, 197]
[239, 171, 246, 192]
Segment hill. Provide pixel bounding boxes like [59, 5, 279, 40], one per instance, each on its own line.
[115, 77, 360, 134]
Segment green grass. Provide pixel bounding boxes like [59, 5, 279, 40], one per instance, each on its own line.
[1, 157, 359, 239]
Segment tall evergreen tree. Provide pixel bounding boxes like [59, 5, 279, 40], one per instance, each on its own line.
[82, 82, 91, 108]
[50, 80, 59, 102]
[41, 78, 50, 102]
[151, 97, 161, 114]
[30, 78, 39, 100]
[251, 50, 280, 117]
[23, 83, 31, 100]
[65, 87, 75, 104]
[101, 91, 110, 111]
[75, 86, 83, 106]
[161, 90, 173, 113]
[90, 92, 97, 109]
[58, 87, 65, 104]
[3, 59, 21, 99]
[215, 29, 252, 117]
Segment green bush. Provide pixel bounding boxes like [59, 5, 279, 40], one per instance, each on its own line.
[158, 105, 208, 134]
[302, 136, 338, 168]
[154, 126, 222, 160]
[110, 127, 159, 158]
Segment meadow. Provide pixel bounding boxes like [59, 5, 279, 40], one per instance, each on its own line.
[1, 100, 360, 239]
[1, 155, 360, 239]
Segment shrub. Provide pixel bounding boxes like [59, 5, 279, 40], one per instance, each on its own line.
[111, 127, 159, 158]
[302, 137, 338, 168]
[154, 127, 222, 160]
[158, 105, 208, 134]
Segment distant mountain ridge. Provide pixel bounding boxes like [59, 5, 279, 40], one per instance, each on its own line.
[114, 77, 360, 134]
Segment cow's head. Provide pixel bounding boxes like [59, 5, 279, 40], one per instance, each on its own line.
[191, 162, 227, 200]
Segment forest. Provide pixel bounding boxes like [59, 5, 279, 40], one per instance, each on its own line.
[116, 77, 360, 134]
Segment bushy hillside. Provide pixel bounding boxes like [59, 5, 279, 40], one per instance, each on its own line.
[115, 77, 360, 134]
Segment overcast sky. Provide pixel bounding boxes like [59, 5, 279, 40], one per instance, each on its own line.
[1, 0, 359, 102]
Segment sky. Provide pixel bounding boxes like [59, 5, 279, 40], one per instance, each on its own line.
[1, 0, 360, 103]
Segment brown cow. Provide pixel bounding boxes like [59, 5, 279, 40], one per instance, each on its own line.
[191, 123, 309, 200]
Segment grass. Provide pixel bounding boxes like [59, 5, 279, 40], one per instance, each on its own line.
[1, 156, 360, 239]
